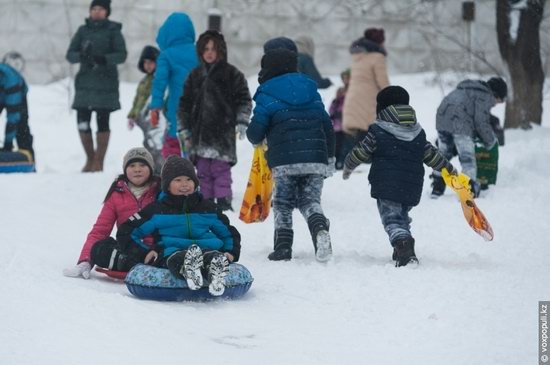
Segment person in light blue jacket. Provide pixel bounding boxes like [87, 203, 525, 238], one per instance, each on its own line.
[149, 12, 199, 158]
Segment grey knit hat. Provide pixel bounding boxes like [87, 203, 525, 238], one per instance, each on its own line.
[160, 156, 199, 192]
[123, 147, 154, 174]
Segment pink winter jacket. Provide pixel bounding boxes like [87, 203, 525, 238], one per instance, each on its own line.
[77, 179, 160, 264]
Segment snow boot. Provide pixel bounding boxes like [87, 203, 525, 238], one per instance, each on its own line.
[216, 196, 233, 212]
[91, 131, 110, 172]
[392, 236, 419, 268]
[166, 251, 187, 280]
[79, 132, 95, 172]
[307, 213, 333, 262]
[430, 173, 446, 198]
[268, 228, 293, 261]
[183, 245, 204, 290]
[206, 252, 229, 296]
[90, 237, 139, 272]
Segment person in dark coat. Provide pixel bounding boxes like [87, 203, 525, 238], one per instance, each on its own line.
[295, 36, 332, 89]
[342, 86, 456, 267]
[178, 30, 252, 211]
[0, 61, 34, 159]
[247, 48, 335, 263]
[66, 0, 127, 172]
[431, 77, 507, 198]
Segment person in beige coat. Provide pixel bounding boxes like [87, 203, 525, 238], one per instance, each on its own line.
[343, 28, 389, 138]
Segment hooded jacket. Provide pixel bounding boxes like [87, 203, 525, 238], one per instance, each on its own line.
[178, 32, 252, 165]
[116, 191, 241, 260]
[247, 72, 335, 175]
[345, 105, 452, 206]
[436, 79, 497, 148]
[150, 13, 199, 137]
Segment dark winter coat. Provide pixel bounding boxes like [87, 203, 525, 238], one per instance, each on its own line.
[344, 105, 453, 206]
[116, 191, 241, 260]
[297, 53, 332, 89]
[178, 61, 252, 165]
[0, 64, 28, 147]
[66, 18, 127, 111]
[247, 72, 335, 171]
[436, 80, 497, 148]
[150, 13, 198, 137]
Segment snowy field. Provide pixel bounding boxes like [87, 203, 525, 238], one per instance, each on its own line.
[1, 73, 548, 364]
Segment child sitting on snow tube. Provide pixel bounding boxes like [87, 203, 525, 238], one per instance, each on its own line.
[110, 156, 241, 297]
[62, 147, 160, 279]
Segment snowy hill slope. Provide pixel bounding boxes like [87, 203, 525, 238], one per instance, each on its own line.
[0, 74, 548, 364]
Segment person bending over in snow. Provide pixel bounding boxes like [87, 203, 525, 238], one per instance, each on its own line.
[116, 156, 241, 296]
[246, 45, 335, 262]
[431, 77, 507, 198]
[63, 147, 160, 279]
[343, 86, 456, 267]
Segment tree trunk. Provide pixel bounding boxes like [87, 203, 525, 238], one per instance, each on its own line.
[496, 0, 545, 129]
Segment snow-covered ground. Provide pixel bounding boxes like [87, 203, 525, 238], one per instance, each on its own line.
[1, 73, 548, 364]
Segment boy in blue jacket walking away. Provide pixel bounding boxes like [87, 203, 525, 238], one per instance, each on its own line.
[343, 86, 456, 267]
[247, 47, 335, 262]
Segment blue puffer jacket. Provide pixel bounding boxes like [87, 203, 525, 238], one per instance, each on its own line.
[246, 73, 334, 168]
[116, 191, 241, 260]
[0, 64, 27, 146]
[150, 13, 199, 137]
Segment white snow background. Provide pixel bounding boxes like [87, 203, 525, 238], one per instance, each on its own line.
[0, 73, 548, 364]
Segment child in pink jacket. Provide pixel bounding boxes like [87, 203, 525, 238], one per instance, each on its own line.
[63, 147, 160, 279]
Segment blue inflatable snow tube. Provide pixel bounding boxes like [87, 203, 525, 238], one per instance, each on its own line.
[0, 150, 35, 173]
[125, 263, 253, 301]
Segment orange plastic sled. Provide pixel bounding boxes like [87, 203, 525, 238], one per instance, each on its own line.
[441, 168, 494, 241]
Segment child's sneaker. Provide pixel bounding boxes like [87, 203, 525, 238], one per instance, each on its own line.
[183, 245, 204, 290]
[315, 230, 332, 262]
[208, 254, 229, 296]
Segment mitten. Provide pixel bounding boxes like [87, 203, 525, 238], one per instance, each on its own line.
[80, 40, 94, 65]
[127, 118, 135, 130]
[235, 123, 247, 140]
[93, 55, 106, 65]
[63, 261, 92, 279]
[342, 167, 353, 180]
[150, 109, 160, 127]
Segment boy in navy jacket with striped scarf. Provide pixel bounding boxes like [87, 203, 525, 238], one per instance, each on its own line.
[343, 86, 456, 267]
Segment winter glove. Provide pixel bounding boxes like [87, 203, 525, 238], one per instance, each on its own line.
[93, 55, 107, 66]
[235, 123, 247, 140]
[63, 261, 92, 279]
[342, 167, 353, 180]
[127, 118, 136, 130]
[150, 109, 160, 127]
[178, 129, 192, 154]
[445, 163, 458, 176]
[80, 40, 94, 66]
